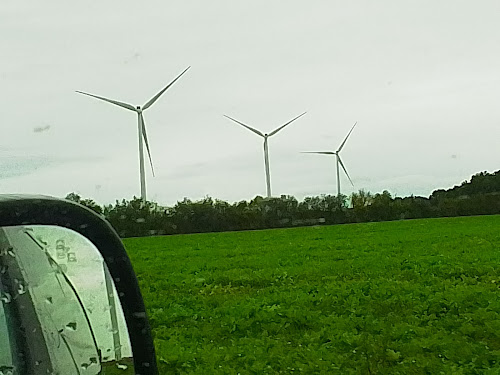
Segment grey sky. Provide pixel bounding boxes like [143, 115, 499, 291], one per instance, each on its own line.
[1, 1, 499, 205]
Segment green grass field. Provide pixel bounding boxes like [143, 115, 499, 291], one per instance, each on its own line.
[124, 215, 500, 374]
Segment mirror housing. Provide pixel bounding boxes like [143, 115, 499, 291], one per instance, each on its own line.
[0, 195, 157, 375]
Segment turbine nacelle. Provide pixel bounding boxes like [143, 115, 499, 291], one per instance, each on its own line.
[136, 106, 142, 113]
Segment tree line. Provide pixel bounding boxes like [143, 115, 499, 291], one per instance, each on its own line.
[66, 170, 500, 238]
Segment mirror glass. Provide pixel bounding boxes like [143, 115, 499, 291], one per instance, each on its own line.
[0, 225, 134, 375]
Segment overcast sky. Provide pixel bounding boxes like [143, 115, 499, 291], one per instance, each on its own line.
[1, 1, 499, 205]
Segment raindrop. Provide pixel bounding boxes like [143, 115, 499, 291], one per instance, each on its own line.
[66, 322, 77, 331]
[1, 292, 12, 303]
[116, 363, 128, 370]
[89, 357, 98, 364]
[0, 265, 7, 274]
[17, 282, 27, 295]
[80, 363, 90, 370]
[7, 247, 15, 257]
[36, 236, 48, 246]
[45, 297, 53, 304]
[0, 367, 14, 375]
[136, 218, 146, 223]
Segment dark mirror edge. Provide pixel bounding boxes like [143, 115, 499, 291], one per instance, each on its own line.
[0, 194, 158, 375]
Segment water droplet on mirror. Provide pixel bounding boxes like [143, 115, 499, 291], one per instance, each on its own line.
[66, 322, 77, 331]
[116, 363, 128, 370]
[1, 292, 12, 303]
[36, 236, 48, 246]
[17, 282, 27, 295]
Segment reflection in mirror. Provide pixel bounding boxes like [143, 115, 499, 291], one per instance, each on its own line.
[0, 225, 134, 374]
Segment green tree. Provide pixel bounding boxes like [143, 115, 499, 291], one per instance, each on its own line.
[65, 192, 103, 215]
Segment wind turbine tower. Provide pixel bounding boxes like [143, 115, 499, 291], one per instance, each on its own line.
[224, 112, 307, 198]
[302, 122, 357, 197]
[76, 67, 190, 202]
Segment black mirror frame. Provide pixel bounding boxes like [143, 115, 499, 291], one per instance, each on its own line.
[0, 195, 158, 375]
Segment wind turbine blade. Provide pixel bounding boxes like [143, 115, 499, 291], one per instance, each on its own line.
[223, 115, 264, 137]
[337, 121, 357, 152]
[139, 113, 155, 177]
[301, 151, 335, 155]
[142, 66, 191, 110]
[268, 111, 307, 137]
[75, 91, 136, 112]
[338, 156, 354, 187]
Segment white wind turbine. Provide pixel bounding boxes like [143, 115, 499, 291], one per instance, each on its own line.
[302, 122, 357, 197]
[76, 66, 190, 202]
[224, 112, 307, 198]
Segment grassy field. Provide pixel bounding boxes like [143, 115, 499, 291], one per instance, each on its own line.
[124, 215, 500, 374]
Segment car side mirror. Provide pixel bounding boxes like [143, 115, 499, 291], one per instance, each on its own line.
[0, 195, 157, 375]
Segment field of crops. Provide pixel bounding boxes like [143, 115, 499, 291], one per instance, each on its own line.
[124, 215, 500, 374]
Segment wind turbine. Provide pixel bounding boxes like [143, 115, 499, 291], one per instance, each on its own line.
[76, 66, 190, 202]
[302, 122, 357, 197]
[224, 112, 307, 198]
